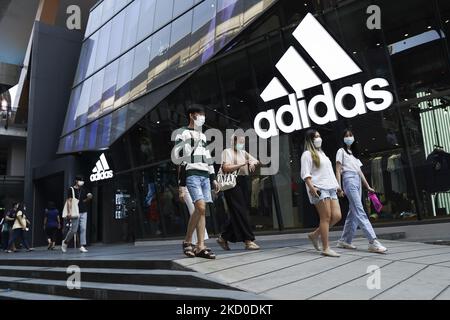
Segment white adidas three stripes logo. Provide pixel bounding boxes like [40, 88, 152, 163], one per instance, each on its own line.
[90, 153, 114, 182]
[254, 13, 394, 139]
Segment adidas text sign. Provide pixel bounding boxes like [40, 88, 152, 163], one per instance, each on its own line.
[90, 153, 114, 182]
[254, 13, 394, 139]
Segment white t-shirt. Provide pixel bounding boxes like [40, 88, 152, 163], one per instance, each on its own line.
[301, 150, 339, 190]
[336, 148, 363, 173]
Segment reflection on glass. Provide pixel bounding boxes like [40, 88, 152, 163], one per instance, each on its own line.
[88, 119, 99, 150]
[63, 86, 81, 134]
[88, 70, 104, 122]
[137, 0, 156, 42]
[107, 10, 126, 63]
[114, 0, 131, 14]
[86, 2, 103, 37]
[173, 0, 194, 17]
[95, 22, 111, 71]
[148, 24, 171, 89]
[168, 10, 193, 77]
[191, 0, 217, 65]
[216, 0, 243, 49]
[111, 106, 128, 142]
[115, 49, 135, 109]
[130, 38, 152, 99]
[100, 113, 113, 148]
[86, 32, 99, 78]
[121, 0, 140, 52]
[101, 0, 115, 24]
[154, 0, 174, 30]
[74, 42, 89, 84]
[74, 77, 92, 129]
[101, 60, 119, 114]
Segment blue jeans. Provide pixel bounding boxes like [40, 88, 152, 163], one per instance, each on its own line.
[308, 188, 338, 205]
[340, 171, 377, 243]
[186, 175, 213, 203]
[8, 229, 30, 250]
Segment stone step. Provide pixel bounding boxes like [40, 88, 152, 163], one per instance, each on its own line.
[0, 289, 85, 300]
[0, 266, 239, 290]
[0, 276, 261, 300]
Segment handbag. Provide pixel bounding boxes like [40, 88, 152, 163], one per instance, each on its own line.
[217, 167, 238, 191]
[62, 187, 80, 218]
[368, 191, 383, 213]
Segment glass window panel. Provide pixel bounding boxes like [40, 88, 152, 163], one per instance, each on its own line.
[137, 0, 156, 41]
[173, 0, 194, 17]
[167, 10, 193, 78]
[87, 120, 99, 150]
[88, 70, 105, 122]
[115, 49, 135, 109]
[101, 60, 119, 114]
[191, 0, 217, 65]
[107, 10, 126, 63]
[111, 106, 128, 142]
[86, 2, 103, 37]
[244, 0, 273, 26]
[216, 0, 243, 48]
[114, 0, 132, 14]
[121, 0, 140, 53]
[76, 126, 87, 151]
[95, 22, 112, 71]
[148, 24, 171, 89]
[63, 86, 82, 134]
[74, 77, 92, 129]
[154, 0, 174, 30]
[74, 42, 89, 84]
[101, 0, 115, 24]
[99, 113, 113, 148]
[130, 37, 152, 99]
[86, 31, 99, 77]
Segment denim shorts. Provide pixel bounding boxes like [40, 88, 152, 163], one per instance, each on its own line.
[308, 188, 338, 205]
[186, 175, 213, 204]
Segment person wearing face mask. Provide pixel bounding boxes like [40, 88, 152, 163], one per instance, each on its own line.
[301, 129, 342, 257]
[335, 129, 387, 253]
[174, 105, 220, 259]
[216, 132, 260, 251]
[61, 175, 93, 253]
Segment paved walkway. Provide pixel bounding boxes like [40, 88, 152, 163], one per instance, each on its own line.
[175, 238, 450, 300]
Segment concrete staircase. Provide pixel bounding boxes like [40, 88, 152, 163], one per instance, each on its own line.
[0, 259, 259, 300]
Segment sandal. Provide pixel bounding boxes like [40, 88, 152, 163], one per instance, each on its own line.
[245, 242, 260, 250]
[216, 236, 230, 251]
[182, 242, 195, 258]
[195, 248, 216, 259]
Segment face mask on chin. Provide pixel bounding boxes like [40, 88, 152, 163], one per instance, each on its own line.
[313, 138, 322, 149]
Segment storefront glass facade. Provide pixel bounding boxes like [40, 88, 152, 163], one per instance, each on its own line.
[61, 0, 450, 242]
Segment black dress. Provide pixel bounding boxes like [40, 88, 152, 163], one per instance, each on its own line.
[222, 175, 255, 243]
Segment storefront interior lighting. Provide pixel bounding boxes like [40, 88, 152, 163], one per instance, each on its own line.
[404, 33, 409, 37]
[445, 19, 449, 24]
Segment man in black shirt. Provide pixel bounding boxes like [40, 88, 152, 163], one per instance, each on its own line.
[61, 175, 93, 253]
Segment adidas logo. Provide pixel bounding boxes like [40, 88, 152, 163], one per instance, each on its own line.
[254, 13, 394, 139]
[90, 153, 114, 182]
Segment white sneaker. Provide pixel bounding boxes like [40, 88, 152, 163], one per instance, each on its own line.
[337, 240, 357, 250]
[321, 248, 341, 257]
[61, 242, 67, 253]
[79, 246, 88, 253]
[308, 232, 322, 251]
[368, 240, 387, 254]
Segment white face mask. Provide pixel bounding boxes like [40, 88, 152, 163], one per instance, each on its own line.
[313, 137, 322, 149]
[77, 181, 85, 187]
[344, 137, 355, 146]
[236, 143, 245, 151]
[193, 115, 205, 127]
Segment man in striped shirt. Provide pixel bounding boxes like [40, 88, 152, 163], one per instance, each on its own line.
[174, 105, 219, 259]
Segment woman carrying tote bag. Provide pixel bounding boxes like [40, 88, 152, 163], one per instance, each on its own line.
[216, 132, 260, 251]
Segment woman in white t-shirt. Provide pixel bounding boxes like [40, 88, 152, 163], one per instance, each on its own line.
[301, 129, 342, 257]
[335, 129, 387, 253]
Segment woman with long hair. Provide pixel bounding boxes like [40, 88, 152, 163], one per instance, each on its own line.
[6, 202, 33, 253]
[335, 129, 387, 253]
[216, 132, 260, 251]
[301, 129, 342, 257]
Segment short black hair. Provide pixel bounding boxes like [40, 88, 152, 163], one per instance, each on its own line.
[47, 201, 56, 209]
[186, 104, 205, 120]
[75, 175, 84, 182]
